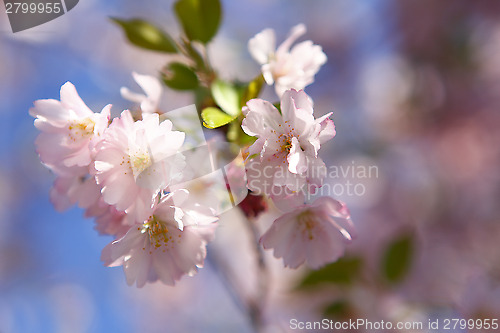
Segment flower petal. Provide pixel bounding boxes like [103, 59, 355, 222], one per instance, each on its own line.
[248, 28, 276, 65]
[276, 23, 306, 55]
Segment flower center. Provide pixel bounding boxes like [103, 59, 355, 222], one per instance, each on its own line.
[68, 117, 95, 142]
[142, 217, 176, 250]
[270, 53, 293, 79]
[273, 133, 293, 154]
[130, 151, 152, 179]
[272, 121, 297, 155]
[297, 210, 317, 240]
[281, 138, 293, 152]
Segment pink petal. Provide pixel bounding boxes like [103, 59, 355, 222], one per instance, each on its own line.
[276, 24, 306, 55]
[270, 187, 305, 212]
[60, 82, 93, 117]
[245, 99, 283, 132]
[248, 28, 276, 65]
[316, 112, 336, 144]
[30, 99, 69, 127]
[287, 137, 308, 174]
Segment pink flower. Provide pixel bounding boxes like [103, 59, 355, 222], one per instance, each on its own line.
[120, 72, 162, 114]
[248, 24, 327, 97]
[101, 190, 218, 287]
[242, 89, 335, 198]
[50, 174, 132, 238]
[86, 200, 132, 239]
[30, 82, 111, 176]
[50, 174, 101, 212]
[260, 196, 355, 269]
[94, 110, 185, 222]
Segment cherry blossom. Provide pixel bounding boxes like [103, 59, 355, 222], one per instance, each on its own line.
[121, 72, 163, 114]
[50, 174, 101, 212]
[260, 196, 355, 269]
[30, 82, 111, 176]
[101, 190, 218, 287]
[248, 24, 327, 97]
[86, 199, 133, 239]
[49, 172, 132, 237]
[242, 89, 335, 198]
[94, 110, 185, 223]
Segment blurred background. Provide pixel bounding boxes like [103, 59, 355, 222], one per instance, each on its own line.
[1, 0, 500, 332]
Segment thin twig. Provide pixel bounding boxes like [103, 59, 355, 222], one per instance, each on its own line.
[206, 214, 270, 333]
[243, 215, 270, 332]
[206, 246, 248, 315]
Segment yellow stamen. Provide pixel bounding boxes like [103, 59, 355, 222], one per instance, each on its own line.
[68, 117, 95, 142]
[297, 210, 317, 240]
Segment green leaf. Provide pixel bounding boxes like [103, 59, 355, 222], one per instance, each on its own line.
[381, 234, 414, 283]
[194, 87, 211, 108]
[201, 107, 234, 129]
[174, 0, 221, 44]
[162, 63, 199, 90]
[227, 121, 239, 142]
[111, 18, 177, 53]
[211, 80, 242, 117]
[226, 121, 255, 145]
[298, 257, 362, 288]
[243, 74, 265, 102]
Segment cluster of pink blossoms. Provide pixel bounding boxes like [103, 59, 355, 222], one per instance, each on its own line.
[30, 23, 355, 287]
[245, 24, 355, 268]
[243, 89, 355, 269]
[30, 82, 217, 287]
